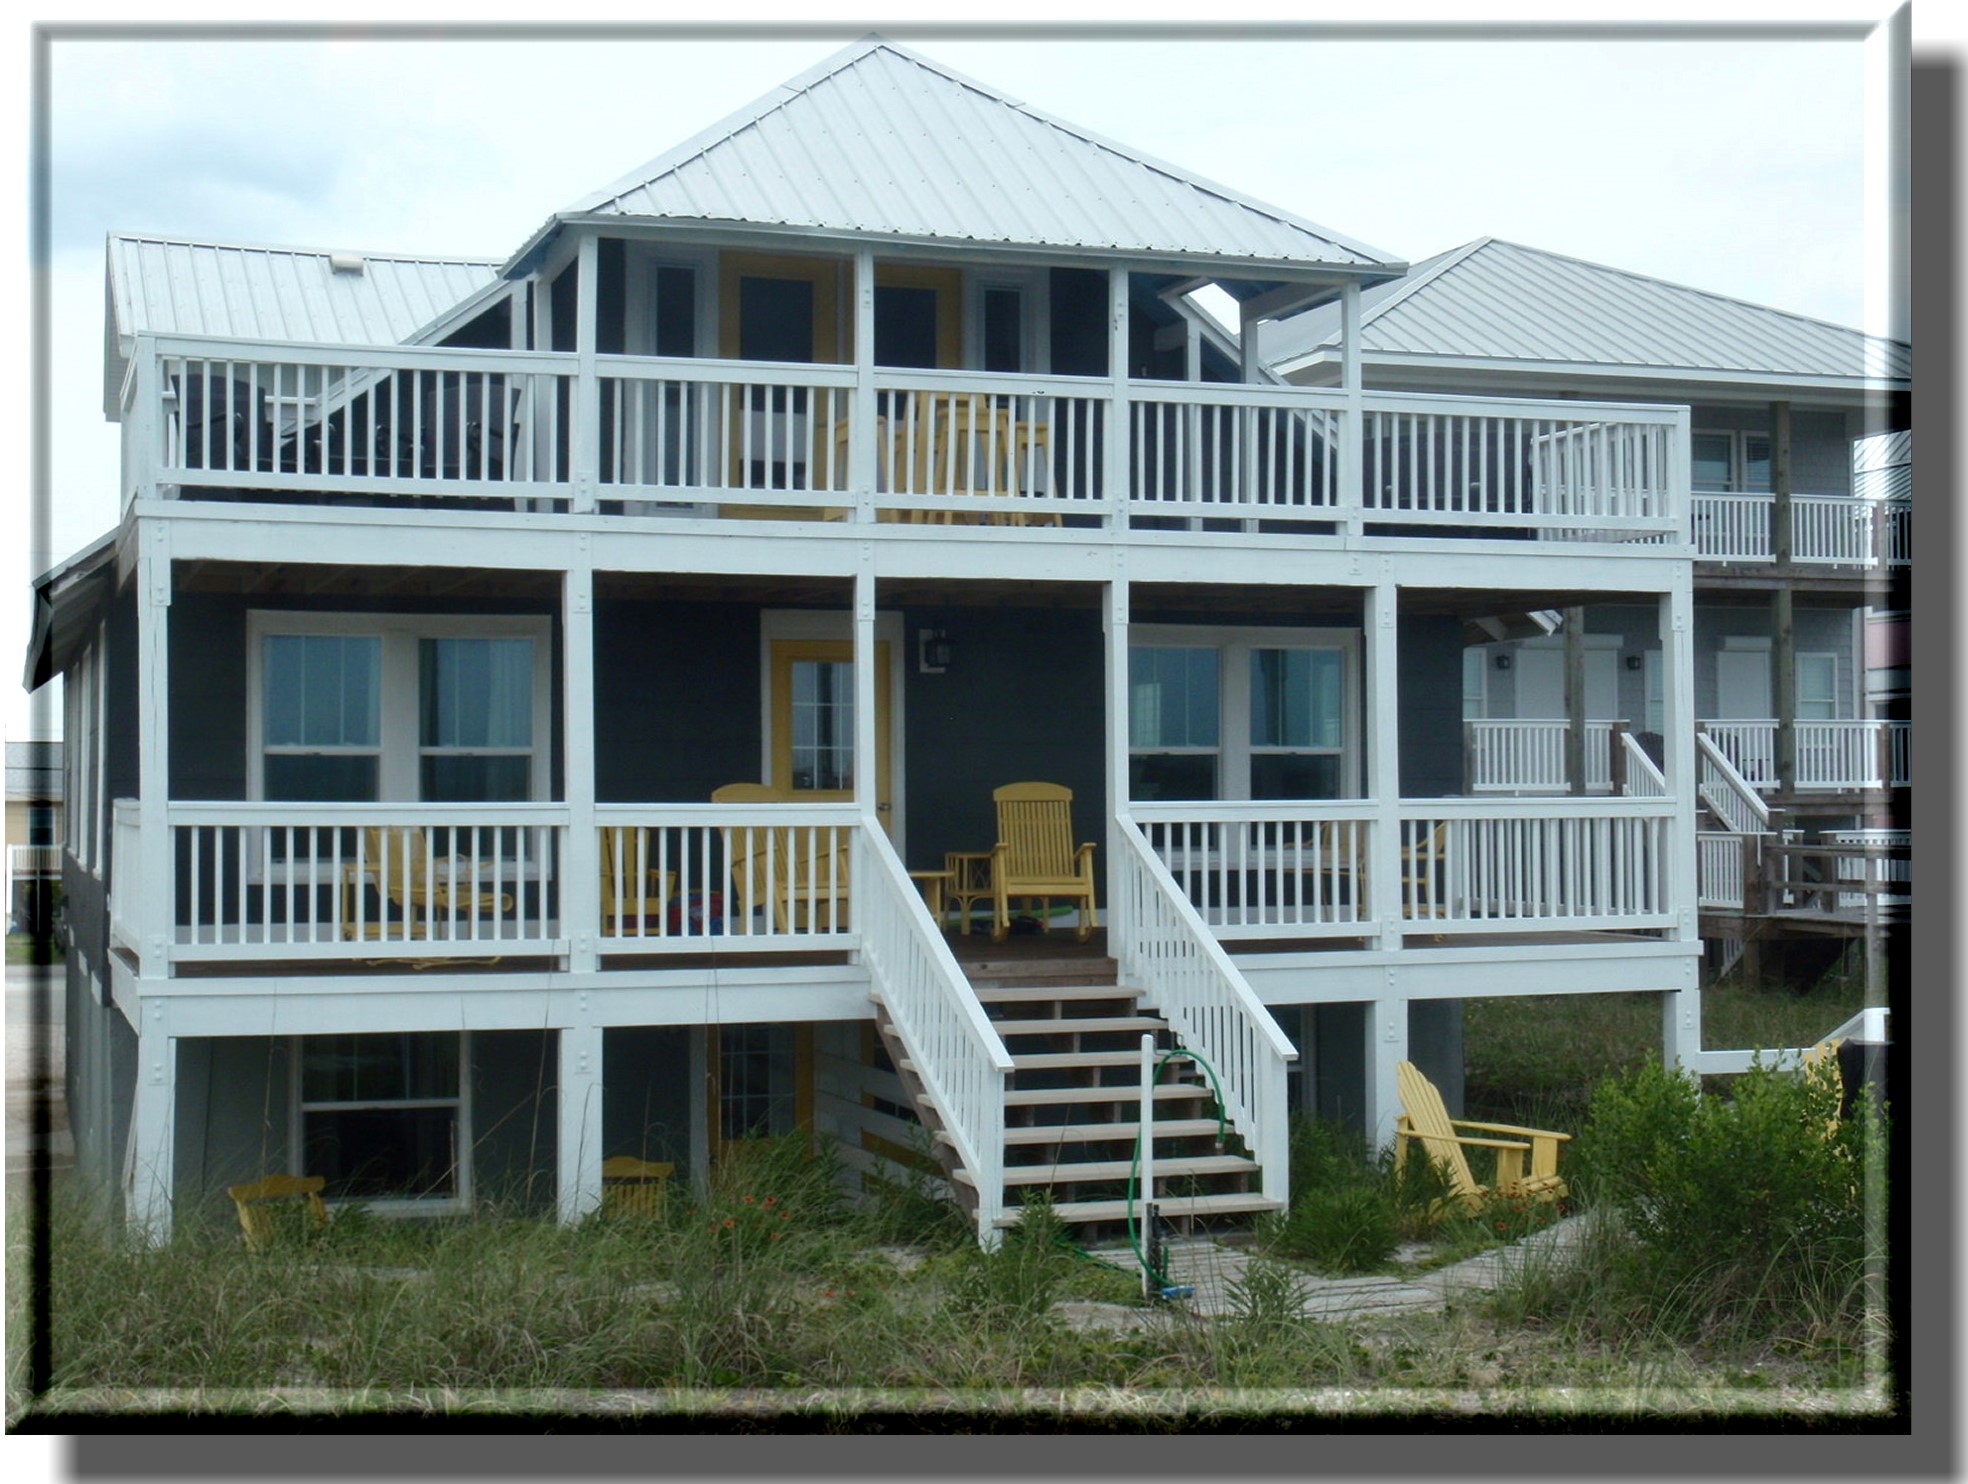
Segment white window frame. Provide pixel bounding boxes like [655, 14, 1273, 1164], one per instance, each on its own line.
[1690, 429, 1774, 493]
[966, 267, 1050, 374]
[622, 245, 716, 360]
[1796, 650, 1842, 721]
[1462, 647, 1489, 721]
[1129, 624, 1362, 800]
[247, 612, 552, 804]
[290, 1031, 472, 1215]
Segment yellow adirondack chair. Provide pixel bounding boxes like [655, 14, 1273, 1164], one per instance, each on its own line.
[226, 1173, 328, 1250]
[1394, 1059, 1569, 1212]
[989, 781, 1098, 943]
[600, 1155, 675, 1218]
[344, 825, 513, 940]
[711, 782, 852, 933]
[599, 828, 677, 935]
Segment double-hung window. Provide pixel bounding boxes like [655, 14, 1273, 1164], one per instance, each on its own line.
[1129, 626, 1358, 800]
[297, 1032, 468, 1207]
[1691, 430, 1773, 493]
[250, 614, 549, 804]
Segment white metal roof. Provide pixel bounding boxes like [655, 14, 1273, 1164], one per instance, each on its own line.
[1260, 237, 1911, 389]
[540, 37, 1398, 276]
[1852, 429, 1911, 501]
[103, 233, 503, 417]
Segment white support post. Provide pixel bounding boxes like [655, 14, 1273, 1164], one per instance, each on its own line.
[571, 234, 599, 514]
[136, 520, 172, 981]
[1103, 564, 1131, 948]
[852, 251, 878, 523]
[127, 999, 175, 1240]
[854, 564, 878, 834]
[564, 552, 598, 973]
[1339, 282, 1365, 538]
[1661, 581, 1704, 1073]
[557, 1018, 604, 1224]
[1364, 578, 1403, 951]
[1106, 267, 1131, 530]
[1366, 989, 1406, 1153]
[131, 333, 160, 507]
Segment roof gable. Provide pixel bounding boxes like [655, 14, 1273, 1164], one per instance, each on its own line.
[1262, 236, 1910, 387]
[550, 38, 1396, 272]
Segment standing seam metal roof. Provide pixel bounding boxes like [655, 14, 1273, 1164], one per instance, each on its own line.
[1260, 237, 1910, 384]
[558, 38, 1398, 270]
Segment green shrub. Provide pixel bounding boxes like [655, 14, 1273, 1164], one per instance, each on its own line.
[1269, 1182, 1398, 1273]
[1569, 1059, 1882, 1317]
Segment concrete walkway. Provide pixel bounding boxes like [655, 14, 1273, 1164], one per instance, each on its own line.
[1077, 1217, 1590, 1325]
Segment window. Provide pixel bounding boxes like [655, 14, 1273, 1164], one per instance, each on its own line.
[1691, 430, 1773, 493]
[788, 659, 855, 791]
[249, 614, 549, 803]
[1462, 648, 1488, 721]
[717, 1025, 798, 1145]
[27, 806, 58, 848]
[1129, 626, 1357, 800]
[1796, 652, 1840, 721]
[297, 1032, 467, 1205]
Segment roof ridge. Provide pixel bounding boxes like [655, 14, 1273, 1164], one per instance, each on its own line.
[106, 229, 501, 269]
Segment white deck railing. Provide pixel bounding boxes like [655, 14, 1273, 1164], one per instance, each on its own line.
[1131, 803, 1373, 938]
[1402, 799, 1674, 932]
[1692, 491, 1910, 568]
[1465, 719, 1621, 793]
[1697, 734, 1771, 835]
[128, 334, 1689, 549]
[856, 824, 1012, 1245]
[1620, 732, 1668, 797]
[595, 804, 856, 949]
[1114, 820, 1293, 1206]
[1823, 828, 1911, 909]
[164, 803, 567, 962]
[1697, 830, 1751, 910]
[1700, 719, 1910, 791]
[110, 800, 142, 953]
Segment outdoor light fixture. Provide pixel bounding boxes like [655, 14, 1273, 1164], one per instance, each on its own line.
[1494, 653, 1512, 671]
[1626, 654, 1644, 671]
[918, 628, 952, 674]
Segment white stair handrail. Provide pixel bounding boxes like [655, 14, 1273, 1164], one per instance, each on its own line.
[1113, 817, 1295, 1209]
[1696, 732, 1771, 834]
[1619, 730, 1668, 797]
[854, 824, 1013, 1244]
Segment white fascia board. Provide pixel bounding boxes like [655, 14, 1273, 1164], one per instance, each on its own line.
[1288, 349, 1908, 401]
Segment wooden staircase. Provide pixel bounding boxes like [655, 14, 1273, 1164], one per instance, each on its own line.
[875, 950, 1283, 1236]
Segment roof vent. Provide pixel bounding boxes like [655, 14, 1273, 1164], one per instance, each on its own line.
[328, 252, 366, 274]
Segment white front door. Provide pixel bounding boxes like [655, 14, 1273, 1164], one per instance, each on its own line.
[1715, 648, 1773, 719]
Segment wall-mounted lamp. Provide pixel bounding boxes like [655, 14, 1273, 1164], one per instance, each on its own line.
[918, 628, 952, 675]
[1493, 653, 1512, 671]
[1625, 654, 1644, 671]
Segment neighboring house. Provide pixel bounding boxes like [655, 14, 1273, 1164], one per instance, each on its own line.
[5, 740, 63, 933]
[32, 38, 1723, 1243]
[1261, 237, 1911, 978]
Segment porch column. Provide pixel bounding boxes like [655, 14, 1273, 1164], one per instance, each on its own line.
[564, 558, 598, 974]
[1106, 267, 1131, 531]
[1660, 582, 1703, 1071]
[1563, 608, 1587, 795]
[851, 251, 877, 522]
[556, 1020, 604, 1223]
[571, 233, 599, 514]
[1103, 564, 1131, 945]
[1363, 580, 1403, 953]
[1365, 995, 1406, 1153]
[854, 566, 878, 831]
[1771, 402, 1796, 795]
[135, 519, 172, 980]
[127, 999, 175, 1240]
[1339, 282, 1365, 537]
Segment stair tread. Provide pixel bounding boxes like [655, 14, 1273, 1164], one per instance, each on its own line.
[991, 1016, 1168, 1037]
[1003, 1082, 1212, 1107]
[992, 1118, 1226, 1145]
[1011, 1049, 1194, 1071]
[959, 1155, 1257, 1187]
[970, 984, 1137, 1003]
[997, 1192, 1285, 1226]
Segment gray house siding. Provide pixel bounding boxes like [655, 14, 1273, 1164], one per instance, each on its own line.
[594, 598, 762, 804]
[1691, 405, 1853, 494]
[472, 1030, 559, 1212]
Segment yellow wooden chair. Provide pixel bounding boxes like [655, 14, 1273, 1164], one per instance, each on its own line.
[1399, 822, 1450, 919]
[711, 782, 852, 933]
[600, 1155, 675, 1219]
[1393, 1059, 1569, 1213]
[989, 781, 1098, 943]
[343, 825, 513, 940]
[226, 1173, 328, 1251]
[599, 827, 677, 936]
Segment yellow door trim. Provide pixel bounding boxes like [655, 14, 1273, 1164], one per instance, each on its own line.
[767, 639, 892, 827]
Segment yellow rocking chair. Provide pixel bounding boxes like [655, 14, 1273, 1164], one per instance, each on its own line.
[989, 781, 1098, 943]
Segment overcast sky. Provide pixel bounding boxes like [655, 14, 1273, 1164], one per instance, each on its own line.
[16, 17, 1907, 740]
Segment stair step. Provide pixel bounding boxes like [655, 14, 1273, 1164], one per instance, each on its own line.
[971, 983, 1137, 1005]
[993, 1118, 1226, 1146]
[997, 1192, 1286, 1227]
[1011, 1049, 1194, 1072]
[961, 961, 1120, 990]
[1002, 1082, 1211, 1108]
[990, 1016, 1168, 1038]
[958, 1154, 1256, 1188]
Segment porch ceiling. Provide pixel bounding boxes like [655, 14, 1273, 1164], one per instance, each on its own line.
[174, 561, 560, 601]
